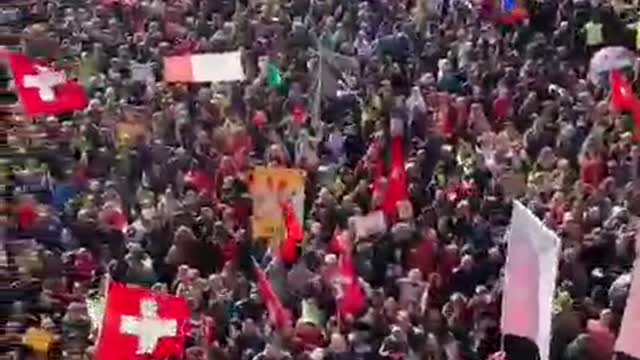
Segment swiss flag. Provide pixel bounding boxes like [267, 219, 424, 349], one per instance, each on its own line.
[6, 52, 88, 117]
[95, 281, 191, 360]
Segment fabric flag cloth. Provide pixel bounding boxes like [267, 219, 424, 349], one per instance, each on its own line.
[372, 133, 409, 218]
[332, 248, 367, 320]
[610, 70, 636, 111]
[497, 0, 527, 25]
[94, 281, 191, 360]
[266, 63, 285, 90]
[5, 52, 88, 117]
[328, 231, 366, 320]
[615, 236, 640, 358]
[184, 170, 215, 196]
[609, 70, 640, 141]
[255, 262, 292, 330]
[164, 51, 245, 83]
[279, 201, 304, 266]
[329, 230, 350, 256]
[381, 135, 409, 217]
[501, 201, 561, 360]
[502, 0, 516, 13]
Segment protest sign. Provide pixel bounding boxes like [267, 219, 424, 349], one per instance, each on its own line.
[351, 211, 387, 240]
[249, 167, 305, 240]
[130, 62, 155, 83]
[164, 51, 245, 83]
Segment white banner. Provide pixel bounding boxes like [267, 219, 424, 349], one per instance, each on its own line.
[501, 201, 561, 360]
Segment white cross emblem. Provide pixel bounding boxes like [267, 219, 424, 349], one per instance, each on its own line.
[120, 299, 178, 354]
[22, 65, 66, 102]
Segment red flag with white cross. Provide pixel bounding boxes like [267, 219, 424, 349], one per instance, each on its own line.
[4, 52, 88, 117]
[94, 281, 191, 360]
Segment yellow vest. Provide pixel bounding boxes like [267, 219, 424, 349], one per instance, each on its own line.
[585, 22, 604, 46]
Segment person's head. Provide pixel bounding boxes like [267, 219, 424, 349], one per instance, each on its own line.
[408, 268, 423, 282]
[599, 308, 613, 327]
[328, 332, 347, 353]
[460, 255, 474, 271]
[390, 325, 406, 342]
[242, 319, 258, 334]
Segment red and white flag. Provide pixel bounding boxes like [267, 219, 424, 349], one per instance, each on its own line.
[501, 201, 560, 360]
[328, 233, 366, 320]
[94, 281, 191, 360]
[5, 52, 88, 117]
[164, 51, 245, 83]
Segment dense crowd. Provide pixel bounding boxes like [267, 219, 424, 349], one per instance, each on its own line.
[2, 0, 640, 359]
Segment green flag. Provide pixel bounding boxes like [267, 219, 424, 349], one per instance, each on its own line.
[266, 63, 284, 90]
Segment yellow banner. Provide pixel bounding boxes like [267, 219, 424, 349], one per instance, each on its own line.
[249, 167, 305, 240]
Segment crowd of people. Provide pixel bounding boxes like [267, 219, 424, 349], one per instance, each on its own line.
[2, 0, 640, 359]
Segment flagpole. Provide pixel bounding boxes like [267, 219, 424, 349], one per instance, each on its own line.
[311, 42, 322, 135]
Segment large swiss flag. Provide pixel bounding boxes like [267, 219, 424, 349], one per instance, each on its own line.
[94, 281, 191, 360]
[6, 52, 88, 117]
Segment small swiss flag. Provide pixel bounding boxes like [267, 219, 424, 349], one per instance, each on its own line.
[5, 52, 88, 117]
[94, 281, 191, 360]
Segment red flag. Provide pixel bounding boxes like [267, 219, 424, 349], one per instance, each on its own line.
[279, 201, 304, 265]
[184, 170, 214, 196]
[94, 281, 191, 360]
[381, 136, 409, 217]
[611, 70, 636, 111]
[496, 0, 528, 25]
[330, 247, 366, 319]
[255, 265, 292, 330]
[329, 230, 350, 255]
[610, 70, 640, 141]
[6, 53, 88, 117]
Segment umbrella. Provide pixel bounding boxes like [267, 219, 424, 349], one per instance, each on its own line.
[588, 46, 636, 85]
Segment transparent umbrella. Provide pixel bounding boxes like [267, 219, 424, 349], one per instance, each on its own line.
[588, 46, 636, 85]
